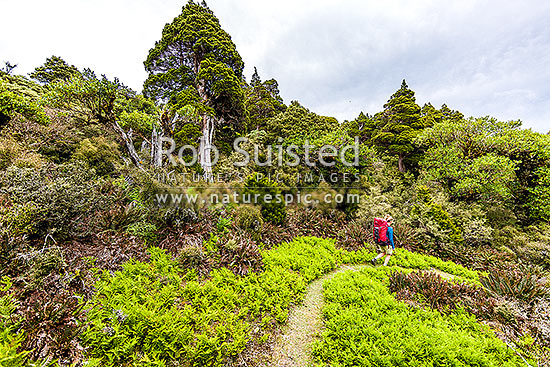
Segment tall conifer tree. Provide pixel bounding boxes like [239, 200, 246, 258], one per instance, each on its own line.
[143, 1, 245, 176]
[372, 80, 424, 172]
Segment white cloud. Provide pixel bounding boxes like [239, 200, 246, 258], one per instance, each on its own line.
[1, 0, 548, 132]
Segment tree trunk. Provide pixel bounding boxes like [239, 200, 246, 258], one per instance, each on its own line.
[398, 154, 406, 173]
[198, 114, 215, 181]
[150, 125, 163, 167]
[112, 119, 143, 169]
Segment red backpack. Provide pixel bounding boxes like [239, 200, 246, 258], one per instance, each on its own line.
[373, 217, 389, 245]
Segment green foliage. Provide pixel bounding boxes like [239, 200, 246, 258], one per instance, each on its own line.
[345, 111, 377, 145]
[245, 67, 286, 131]
[263, 101, 338, 144]
[1, 202, 44, 238]
[1, 162, 102, 237]
[480, 267, 548, 303]
[393, 248, 481, 282]
[72, 136, 120, 176]
[527, 166, 550, 221]
[27, 247, 67, 288]
[371, 80, 427, 172]
[0, 278, 30, 366]
[43, 69, 127, 123]
[174, 122, 201, 147]
[262, 236, 340, 282]
[83, 237, 340, 366]
[126, 221, 158, 243]
[177, 244, 206, 270]
[0, 81, 49, 126]
[232, 205, 263, 232]
[243, 175, 286, 225]
[343, 246, 480, 282]
[118, 110, 156, 136]
[413, 185, 464, 245]
[143, 1, 245, 147]
[0, 137, 46, 170]
[216, 216, 232, 234]
[312, 267, 529, 366]
[416, 117, 521, 204]
[0, 73, 45, 101]
[29, 55, 80, 84]
[493, 224, 550, 269]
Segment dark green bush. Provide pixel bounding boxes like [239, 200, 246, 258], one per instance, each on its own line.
[1, 202, 43, 238]
[177, 243, 206, 270]
[413, 185, 464, 245]
[244, 174, 286, 225]
[72, 136, 120, 176]
[1, 162, 102, 238]
[493, 225, 550, 269]
[232, 205, 263, 232]
[125, 221, 158, 243]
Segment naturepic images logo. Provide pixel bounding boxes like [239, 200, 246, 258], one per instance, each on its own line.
[151, 135, 365, 208]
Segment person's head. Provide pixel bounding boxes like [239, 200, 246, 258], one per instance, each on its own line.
[384, 214, 394, 225]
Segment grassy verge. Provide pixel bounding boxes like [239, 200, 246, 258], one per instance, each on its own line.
[312, 267, 531, 366]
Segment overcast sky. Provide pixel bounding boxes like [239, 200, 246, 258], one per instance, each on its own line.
[1, 0, 549, 132]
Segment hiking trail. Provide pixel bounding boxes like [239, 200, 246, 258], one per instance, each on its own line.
[269, 264, 456, 367]
[269, 264, 365, 367]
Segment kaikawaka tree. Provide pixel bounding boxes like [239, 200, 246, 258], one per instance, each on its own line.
[143, 0, 246, 178]
[371, 79, 428, 172]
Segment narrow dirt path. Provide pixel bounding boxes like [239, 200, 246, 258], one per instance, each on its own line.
[269, 264, 365, 367]
[268, 265, 457, 367]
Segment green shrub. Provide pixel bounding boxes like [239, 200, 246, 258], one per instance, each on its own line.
[2, 162, 102, 238]
[493, 225, 550, 269]
[1, 202, 43, 238]
[72, 136, 120, 176]
[312, 267, 530, 366]
[0, 81, 49, 126]
[174, 122, 201, 147]
[177, 244, 206, 270]
[0, 137, 46, 170]
[27, 246, 66, 288]
[216, 216, 232, 233]
[413, 185, 464, 245]
[527, 166, 550, 221]
[243, 175, 286, 225]
[126, 221, 158, 243]
[233, 205, 263, 232]
[118, 110, 156, 135]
